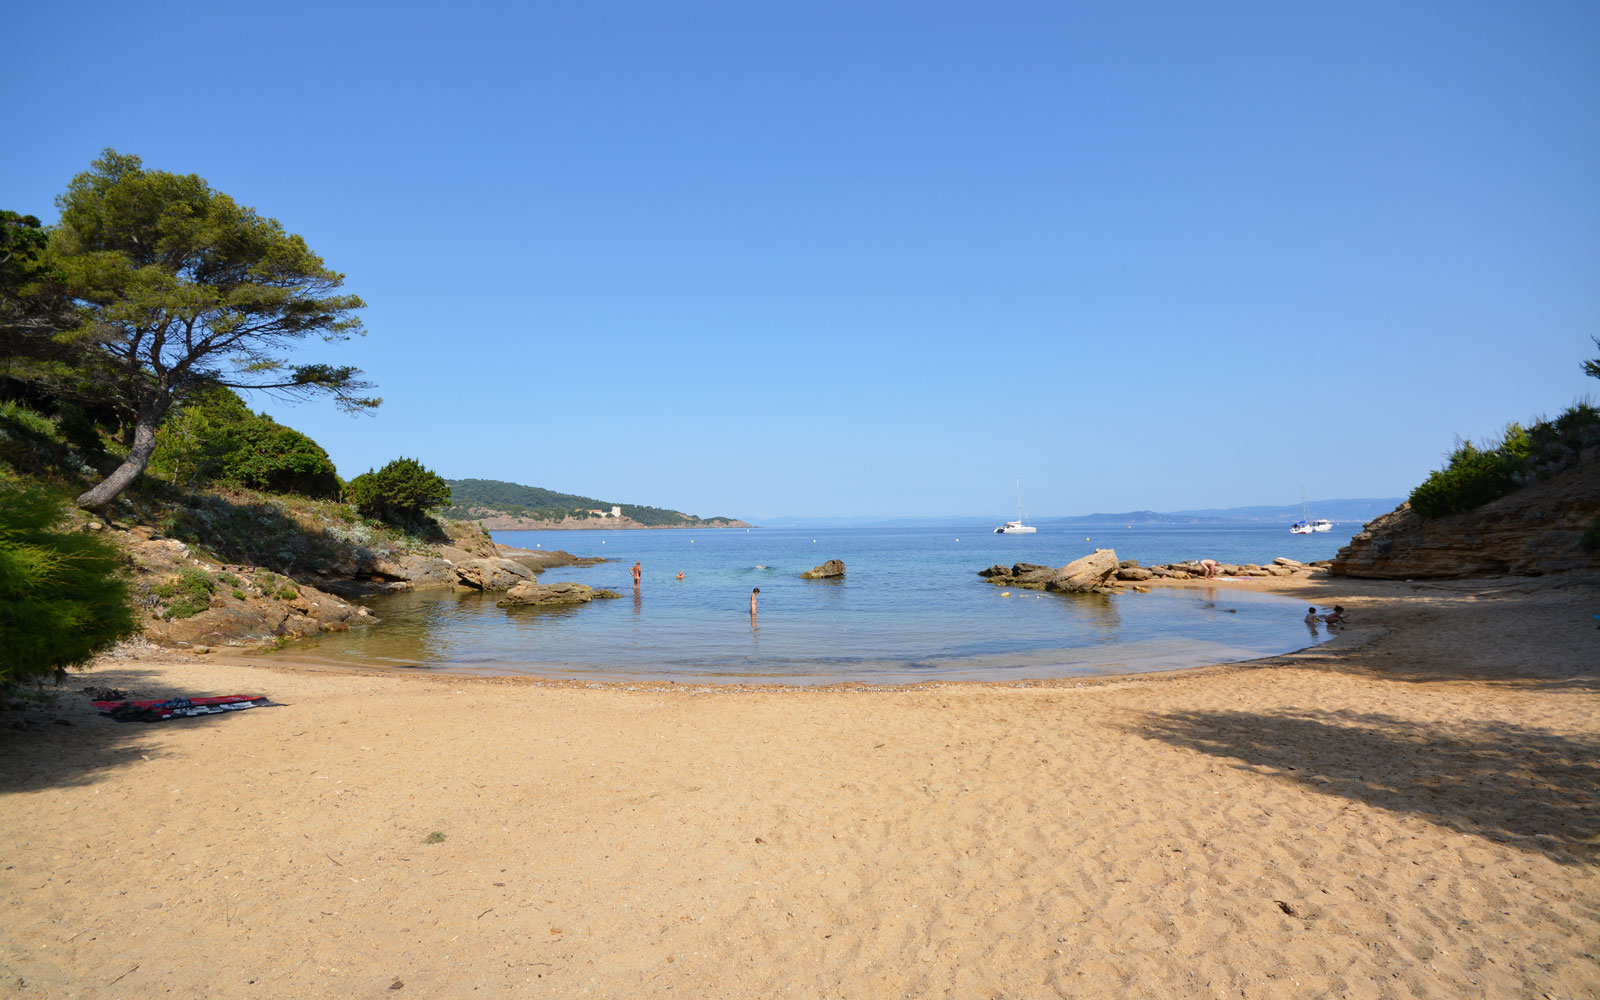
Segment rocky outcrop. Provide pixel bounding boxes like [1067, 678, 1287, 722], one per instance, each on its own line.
[801, 559, 846, 579]
[1045, 549, 1121, 592]
[1332, 461, 1600, 579]
[368, 554, 459, 590]
[984, 552, 1331, 591]
[145, 580, 371, 648]
[495, 547, 608, 574]
[454, 557, 535, 591]
[497, 581, 621, 607]
[982, 550, 1120, 594]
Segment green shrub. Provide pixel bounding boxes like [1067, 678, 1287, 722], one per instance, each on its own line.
[159, 567, 216, 619]
[276, 586, 299, 600]
[220, 421, 341, 498]
[0, 481, 139, 686]
[346, 457, 450, 524]
[150, 388, 341, 499]
[232, 588, 247, 601]
[1409, 445, 1517, 519]
[1409, 404, 1599, 519]
[0, 400, 56, 438]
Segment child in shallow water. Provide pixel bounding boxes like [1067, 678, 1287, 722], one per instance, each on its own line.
[1304, 607, 1321, 625]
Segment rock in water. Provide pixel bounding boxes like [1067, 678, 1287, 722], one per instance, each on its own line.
[498, 581, 616, 607]
[454, 557, 535, 591]
[1045, 549, 1120, 593]
[800, 559, 846, 579]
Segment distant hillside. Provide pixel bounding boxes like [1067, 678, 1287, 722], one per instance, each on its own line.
[443, 478, 742, 528]
[756, 498, 1405, 528]
[1039, 498, 1405, 527]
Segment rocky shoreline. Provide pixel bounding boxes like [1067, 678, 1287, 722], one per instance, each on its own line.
[980, 549, 1328, 594]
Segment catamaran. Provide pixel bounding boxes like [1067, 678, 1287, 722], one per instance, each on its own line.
[995, 480, 1038, 534]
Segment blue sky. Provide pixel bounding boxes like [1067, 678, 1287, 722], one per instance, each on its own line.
[7, 1, 1597, 519]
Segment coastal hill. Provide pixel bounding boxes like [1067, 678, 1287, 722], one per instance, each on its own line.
[1333, 461, 1599, 578]
[444, 478, 747, 531]
[1041, 498, 1403, 527]
[1333, 402, 1600, 579]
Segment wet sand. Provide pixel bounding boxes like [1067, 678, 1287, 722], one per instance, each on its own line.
[1, 573, 1596, 998]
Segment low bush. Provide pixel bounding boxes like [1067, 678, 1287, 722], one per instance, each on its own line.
[0, 481, 139, 686]
[1408, 445, 1518, 519]
[150, 389, 340, 499]
[346, 457, 450, 524]
[1409, 404, 1599, 519]
[220, 421, 341, 499]
[160, 567, 217, 619]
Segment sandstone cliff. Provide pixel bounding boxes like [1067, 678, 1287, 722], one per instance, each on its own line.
[1331, 461, 1600, 578]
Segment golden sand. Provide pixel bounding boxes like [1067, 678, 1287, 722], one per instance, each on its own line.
[2, 575, 1595, 998]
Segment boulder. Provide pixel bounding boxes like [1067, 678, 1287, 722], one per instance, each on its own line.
[1273, 557, 1303, 568]
[1115, 566, 1153, 581]
[454, 557, 535, 591]
[497, 581, 619, 607]
[800, 559, 846, 580]
[1117, 559, 1140, 569]
[150, 604, 291, 647]
[371, 554, 458, 590]
[1045, 549, 1120, 593]
[978, 564, 1010, 578]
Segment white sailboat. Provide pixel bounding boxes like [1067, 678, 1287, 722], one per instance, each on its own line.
[1290, 480, 1330, 533]
[995, 480, 1038, 534]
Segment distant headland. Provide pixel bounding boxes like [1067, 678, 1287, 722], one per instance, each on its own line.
[444, 478, 748, 531]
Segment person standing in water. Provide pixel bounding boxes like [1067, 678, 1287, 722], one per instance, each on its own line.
[750, 587, 759, 617]
[631, 561, 642, 589]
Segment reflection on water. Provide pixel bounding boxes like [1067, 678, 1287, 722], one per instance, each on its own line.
[294, 579, 1324, 684]
[290, 525, 1340, 683]
[1058, 591, 1122, 634]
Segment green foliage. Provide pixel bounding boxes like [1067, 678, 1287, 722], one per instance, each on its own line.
[1409, 404, 1600, 519]
[0, 481, 139, 686]
[347, 458, 450, 523]
[23, 150, 380, 510]
[276, 586, 299, 600]
[442, 477, 738, 526]
[232, 588, 247, 601]
[1409, 445, 1516, 518]
[0, 400, 55, 438]
[1584, 336, 1599, 381]
[220, 420, 340, 498]
[158, 567, 216, 619]
[151, 387, 340, 499]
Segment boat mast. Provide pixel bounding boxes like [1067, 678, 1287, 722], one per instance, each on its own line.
[1016, 478, 1026, 523]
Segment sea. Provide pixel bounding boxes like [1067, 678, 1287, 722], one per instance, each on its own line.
[293, 522, 1356, 684]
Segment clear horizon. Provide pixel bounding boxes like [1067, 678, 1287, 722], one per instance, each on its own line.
[8, 2, 1597, 518]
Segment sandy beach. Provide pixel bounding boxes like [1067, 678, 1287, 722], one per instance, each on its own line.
[2, 574, 1595, 999]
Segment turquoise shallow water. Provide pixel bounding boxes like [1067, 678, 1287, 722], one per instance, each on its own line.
[294, 524, 1350, 684]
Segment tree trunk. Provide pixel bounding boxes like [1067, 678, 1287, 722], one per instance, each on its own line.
[76, 396, 169, 512]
